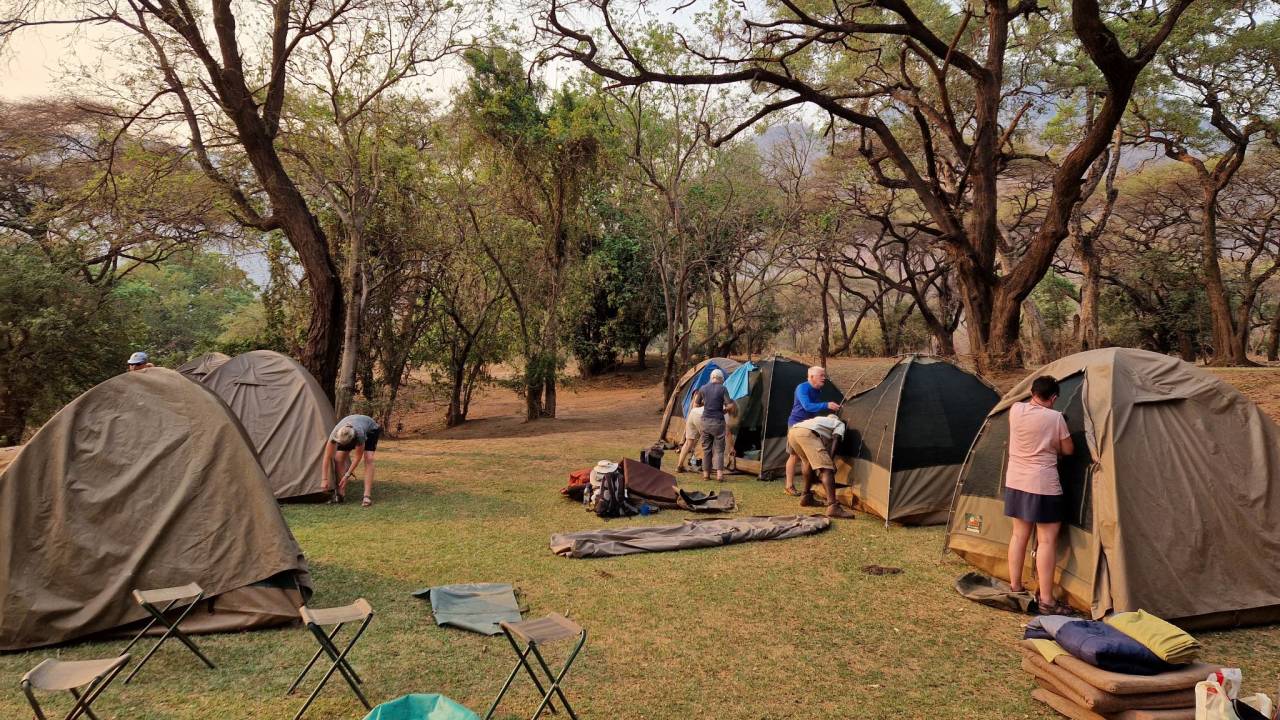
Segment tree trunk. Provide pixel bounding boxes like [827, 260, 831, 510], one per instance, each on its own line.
[636, 336, 650, 369]
[1020, 298, 1052, 367]
[447, 361, 466, 428]
[226, 95, 343, 398]
[818, 264, 832, 367]
[0, 383, 34, 448]
[1198, 187, 1244, 366]
[1076, 237, 1102, 351]
[1268, 307, 1280, 362]
[335, 224, 365, 417]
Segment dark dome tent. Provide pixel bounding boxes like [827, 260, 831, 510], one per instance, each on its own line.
[831, 355, 998, 525]
[203, 350, 336, 501]
[729, 357, 843, 479]
[176, 351, 231, 381]
[945, 348, 1280, 630]
[658, 357, 742, 445]
[0, 368, 312, 651]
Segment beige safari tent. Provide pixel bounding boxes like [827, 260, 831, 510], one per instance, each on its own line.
[945, 348, 1280, 629]
[0, 368, 312, 651]
[832, 356, 998, 525]
[202, 350, 336, 501]
[176, 351, 231, 380]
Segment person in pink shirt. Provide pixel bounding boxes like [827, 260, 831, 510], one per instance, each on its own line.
[1006, 375, 1075, 614]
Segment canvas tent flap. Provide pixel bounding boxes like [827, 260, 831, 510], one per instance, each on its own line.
[202, 351, 336, 501]
[0, 368, 311, 651]
[550, 515, 830, 558]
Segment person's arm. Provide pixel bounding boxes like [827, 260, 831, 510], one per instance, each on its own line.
[321, 440, 335, 490]
[1058, 416, 1075, 456]
[797, 384, 829, 414]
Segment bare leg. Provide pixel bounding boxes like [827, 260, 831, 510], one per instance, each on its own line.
[677, 439, 696, 471]
[361, 452, 376, 504]
[335, 451, 351, 497]
[1008, 518, 1033, 592]
[784, 453, 797, 492]
[1035, 522, 1062, 605]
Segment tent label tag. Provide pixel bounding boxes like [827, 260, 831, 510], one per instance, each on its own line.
[964, 514, 983, 534]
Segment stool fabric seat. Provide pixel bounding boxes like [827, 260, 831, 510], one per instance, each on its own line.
[21, 654, 129, 720]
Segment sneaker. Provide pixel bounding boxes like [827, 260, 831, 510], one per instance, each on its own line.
[826, 503, 856, 519]
[799, 492, 819, 507]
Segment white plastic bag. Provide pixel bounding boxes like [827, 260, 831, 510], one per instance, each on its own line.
[1196, 670, 1275, 720]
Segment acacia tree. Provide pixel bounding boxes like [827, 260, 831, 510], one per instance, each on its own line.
[280, 1, 469, 414]
[0, 100, 230, 443]
[542, 0, 1198, 370]
[0, 1, 412, 394]
[598, 53, 732, 397]
[1127, 14, 1280, 365]
[461, 47, 606, 419]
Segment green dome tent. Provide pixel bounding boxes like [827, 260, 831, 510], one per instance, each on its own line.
[0, 368, 312, 651]
[945, 348, 1280, 629]
[202, 350, 336, 501]
[832, 355, 998, 525]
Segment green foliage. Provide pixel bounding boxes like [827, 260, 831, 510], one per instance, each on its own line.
[115, 251, 259, 366]
[1030, 271, 1079, 332]
[0, 244, 138, 443]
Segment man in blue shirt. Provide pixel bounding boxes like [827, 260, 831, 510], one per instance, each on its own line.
[783, 366, 840, 496]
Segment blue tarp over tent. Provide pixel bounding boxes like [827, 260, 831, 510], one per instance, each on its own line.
[682, 360, 731, 415]
[723, 361, 757, 401]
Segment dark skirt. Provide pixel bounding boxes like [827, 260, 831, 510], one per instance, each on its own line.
[1004, 487, 1065, 523]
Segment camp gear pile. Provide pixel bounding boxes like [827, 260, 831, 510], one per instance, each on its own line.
[834, 355, 998, 524]
[415, 583, 522, 636]
[658, 356, 842, 478]
[550, 515, 830, 558]
[945, 348, 1280, 629]
[562, 459, 735, 514]
[0, 369, 312, 651]
[200, 350, 337, 501]
[1018, 610, 1220, 719]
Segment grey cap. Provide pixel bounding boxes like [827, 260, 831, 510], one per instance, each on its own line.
[127, 351, 149, 365]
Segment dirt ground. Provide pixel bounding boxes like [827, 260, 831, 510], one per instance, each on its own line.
[393, 354, 1280, 441]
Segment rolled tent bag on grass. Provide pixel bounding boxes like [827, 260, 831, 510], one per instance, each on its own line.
[550, 515, 830, 558]
[363, 694, 478, 720]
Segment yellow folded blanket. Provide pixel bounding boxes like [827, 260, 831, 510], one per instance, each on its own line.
[1028, 638, 1069, 663]
[1105, 610, 1201, 664]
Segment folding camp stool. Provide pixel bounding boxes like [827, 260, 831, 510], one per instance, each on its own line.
[21, 654, 129, 720]
[485, 613, 587, 720]
[287, 598, 375, 720]
[120, 582, 215, 683]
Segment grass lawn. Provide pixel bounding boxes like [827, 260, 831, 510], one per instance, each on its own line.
[2, 360, 1279, 719]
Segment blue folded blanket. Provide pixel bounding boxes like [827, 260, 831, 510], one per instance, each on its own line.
[1023, 618, 1177, 675]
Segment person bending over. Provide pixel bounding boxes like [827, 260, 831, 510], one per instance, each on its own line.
[675, 391, 705, 473]
[783, 366, 841, 496]
[1005, 376, 1074, 614]
[322, 414, 381, 507]
[790, 414, 856, 519]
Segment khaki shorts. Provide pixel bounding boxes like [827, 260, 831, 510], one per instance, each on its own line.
[787, 426, 834, 471]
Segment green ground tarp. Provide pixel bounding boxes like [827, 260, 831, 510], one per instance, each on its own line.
[417, 583, 521, 636]
[363, 694, 478, 720]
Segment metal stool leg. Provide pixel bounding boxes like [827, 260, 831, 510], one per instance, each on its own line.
[125, 598, 214, 684]
[292, 616, 373, 720]
[528, 631, 586, 720]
